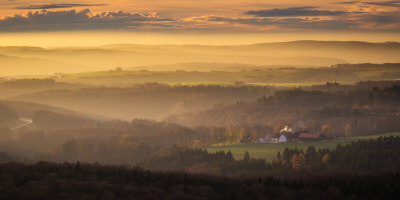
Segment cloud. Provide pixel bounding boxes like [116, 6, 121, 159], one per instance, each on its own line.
[244, 7, 350, 17]
[183, 9, 399, 32]
[0, 7, 398, 33]
[182, 14, 358, 32]
[364, 1, 400, 7]
[360, 12, 400, 28]
[0, 9, 173, 32]
[331, 1, 360, 5]
[15, 4, 107, 10]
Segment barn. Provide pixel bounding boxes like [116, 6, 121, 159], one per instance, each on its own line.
[298, 133, 324, 141]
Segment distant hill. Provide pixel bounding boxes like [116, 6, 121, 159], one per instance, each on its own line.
[1, 41, 400, 76]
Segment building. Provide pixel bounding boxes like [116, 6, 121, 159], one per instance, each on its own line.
[279, 135, 287, 143]
[264, 134, 272, 142]
[298, 133, 324, 141]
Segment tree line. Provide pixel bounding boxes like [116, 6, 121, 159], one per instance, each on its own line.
[0, 160, 399, 199]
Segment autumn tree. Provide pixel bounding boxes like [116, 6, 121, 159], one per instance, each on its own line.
[298, 153, 306, 168]
[322, 153, 330, 166]
[291, 154, 299, 170]
[321, 124, 330, 138]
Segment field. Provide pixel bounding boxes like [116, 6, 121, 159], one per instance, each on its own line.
[206, 132, 400, 162]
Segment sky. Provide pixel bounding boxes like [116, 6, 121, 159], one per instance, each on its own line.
[0, 0, 400, 46]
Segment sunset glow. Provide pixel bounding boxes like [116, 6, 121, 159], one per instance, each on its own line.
[0, 0, 399, 46]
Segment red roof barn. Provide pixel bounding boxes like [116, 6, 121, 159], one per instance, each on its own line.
[298, 133, 324, 141]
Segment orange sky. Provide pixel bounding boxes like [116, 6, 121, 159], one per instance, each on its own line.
[0, 0, 399, 45]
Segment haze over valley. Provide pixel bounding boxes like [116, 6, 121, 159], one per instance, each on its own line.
[1, 0, 400, 198]
[1, 41, 400, 76]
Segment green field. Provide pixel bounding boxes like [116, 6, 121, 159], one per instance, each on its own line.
[206, 132, 400, 162]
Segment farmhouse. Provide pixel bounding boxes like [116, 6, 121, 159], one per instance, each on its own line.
[279, 135, 287, 143]
[298, 133, 324, 141]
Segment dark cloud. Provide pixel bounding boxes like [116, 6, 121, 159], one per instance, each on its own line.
[197, 15, 356, 31]
[364, 1, 400, 7]
[0, 9, 172, 32]
[331, 1, 360, 5]
[0, 7, 398, 33]
[362, 12, 400, 25]
[15, 4, 107, 10]
[244, 7, 349, 17]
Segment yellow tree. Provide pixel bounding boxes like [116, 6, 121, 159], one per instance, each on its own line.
[291, 154, 299, 170]
[322, 153, 330, 165]
[298, 153, 306, 168]
[273, 157, 280, 167]
[321, 124, 330, 138]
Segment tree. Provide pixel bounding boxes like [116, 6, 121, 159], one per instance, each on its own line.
[244, 151, 250, 162]
[277, 151, 281, 160]
[213, 127, 226, 146]
[321, 124, 330, 135]
[273, 157, 280, 167]
[322, 153, 330, 165]
[298, 153, 306, 168]
[228, 129, 237, 144]
[291, 154, 299, 170]
[345, 123, 352, 137]
[226, 151, 234, 161]
[282, 148, 291, 162]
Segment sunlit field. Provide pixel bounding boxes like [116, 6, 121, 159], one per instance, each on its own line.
[206, 132, 400, 161]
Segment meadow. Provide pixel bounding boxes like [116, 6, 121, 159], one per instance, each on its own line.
[206, 132, 400, 162]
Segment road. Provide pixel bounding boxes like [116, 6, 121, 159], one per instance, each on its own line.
[10, 118, 33, 130]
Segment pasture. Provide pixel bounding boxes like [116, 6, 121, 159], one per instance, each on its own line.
[206, 132, 400, 162]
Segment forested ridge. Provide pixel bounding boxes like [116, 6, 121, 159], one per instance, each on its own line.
[167, 82, 400, 137]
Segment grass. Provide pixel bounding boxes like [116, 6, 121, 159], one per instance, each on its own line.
[205, 132, 400, 162]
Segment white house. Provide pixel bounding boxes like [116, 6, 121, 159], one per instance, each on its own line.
[279, 135, 287, 143]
